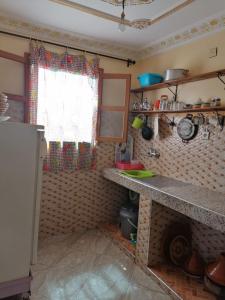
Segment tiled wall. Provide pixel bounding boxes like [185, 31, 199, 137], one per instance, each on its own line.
[131, 115, 225, 193]
[6, 102, 128, 240]
[39, 142, 127, 239]
[130, 115, 225, 263]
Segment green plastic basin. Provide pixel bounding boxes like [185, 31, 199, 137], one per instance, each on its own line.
[121, 170, 155, 179]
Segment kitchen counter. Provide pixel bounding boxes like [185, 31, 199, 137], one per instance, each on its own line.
[103, 168, 225, 232]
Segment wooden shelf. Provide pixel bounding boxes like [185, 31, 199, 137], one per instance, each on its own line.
[131, 69, 225, 94]
[99, 223, 136, 259]
[149, 263, 216, 300]
[130, 107, 225, 115]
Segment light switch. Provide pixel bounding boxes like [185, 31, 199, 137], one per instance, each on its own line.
[209, 47, 218, 58]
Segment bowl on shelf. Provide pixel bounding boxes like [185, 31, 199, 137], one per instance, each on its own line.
[137, 73, 163, 88]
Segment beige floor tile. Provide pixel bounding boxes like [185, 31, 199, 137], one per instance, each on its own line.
[31, 230, 171, 300]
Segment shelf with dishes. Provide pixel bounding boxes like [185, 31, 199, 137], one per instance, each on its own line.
[130, 107, 225, 115]
[131, 68, 225, 94]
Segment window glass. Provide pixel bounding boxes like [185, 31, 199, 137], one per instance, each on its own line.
[37, 67, 97, 143]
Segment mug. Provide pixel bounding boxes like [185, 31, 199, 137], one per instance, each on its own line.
[132, 114, 145, 129]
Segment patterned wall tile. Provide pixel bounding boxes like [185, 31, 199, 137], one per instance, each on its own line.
[136, 193, 152, 265]
[131, 117, 225, 193]
[130, 116, 225, 264]
[39, 142, 127, 239]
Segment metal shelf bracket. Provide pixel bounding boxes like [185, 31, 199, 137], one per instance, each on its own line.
[217, 72, 225, 89]
[167, 85, 178, 101]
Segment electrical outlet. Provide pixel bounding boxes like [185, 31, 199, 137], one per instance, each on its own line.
[209, 47, 218, 58]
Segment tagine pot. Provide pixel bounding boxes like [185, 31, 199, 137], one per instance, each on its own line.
[206, 253, 225, 286]
[184, 250, 205, 277]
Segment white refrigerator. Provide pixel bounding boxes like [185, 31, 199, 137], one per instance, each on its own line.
[0, 122, 45, 298]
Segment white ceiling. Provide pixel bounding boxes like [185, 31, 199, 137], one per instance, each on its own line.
[0, 0, 225, 50]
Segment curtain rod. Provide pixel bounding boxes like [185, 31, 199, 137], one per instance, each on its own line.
[0, 30, 136, 67]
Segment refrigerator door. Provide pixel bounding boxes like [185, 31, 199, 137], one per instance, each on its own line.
[31, 131, 46, 265]
[0, 122, 44, 283]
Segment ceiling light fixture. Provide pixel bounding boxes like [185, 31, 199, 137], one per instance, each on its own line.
[118, 0, 126, 32]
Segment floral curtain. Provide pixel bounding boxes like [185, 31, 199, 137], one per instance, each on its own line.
[28, 42, 99, 172]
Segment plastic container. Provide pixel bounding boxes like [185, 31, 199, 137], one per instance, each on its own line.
[115, 161, 144, 170]
[120, 204, 138, 240]
[137, 73, 163, 87]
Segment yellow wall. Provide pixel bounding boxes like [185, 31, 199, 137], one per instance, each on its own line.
[132, 30, 225, 105]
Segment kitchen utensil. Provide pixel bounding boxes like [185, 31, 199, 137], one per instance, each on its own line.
[183, 104, 193, 109]
[142, 98, 150, 110]
[153, 99, 160, 110]
[154, 116, 159, 139]
[211, 97, 221, 107]
[184, 250, 205, 277]
[163, 222, 191, 266]
[132, 114, 145, 129]
[177, 114, 198, 142]
[132, 101, 139, 111]
[169, 235, 191, 266]
[115, 134, 133, 163]
[164, 69, 189, 81]
[206, 253, 225, 287]
[121, 170, 155, 178]
[142, 116, 154, 140]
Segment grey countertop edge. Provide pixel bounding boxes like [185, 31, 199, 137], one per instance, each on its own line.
[102, 168, 225, 233]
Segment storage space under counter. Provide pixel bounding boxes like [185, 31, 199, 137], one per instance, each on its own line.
[102, 168, 225, 300]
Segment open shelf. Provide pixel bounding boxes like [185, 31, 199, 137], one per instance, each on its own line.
[149, 263, 216, 300]
[130, 107, 225, 115]
[131, 68, 225, 94]
[99, 223, 136, 259]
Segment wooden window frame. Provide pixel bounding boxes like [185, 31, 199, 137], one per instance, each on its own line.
[0, 49, 29, 123]
[96, 68, 131, 143]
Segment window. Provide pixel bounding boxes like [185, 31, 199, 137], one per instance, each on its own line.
[37, 67, 97, 143]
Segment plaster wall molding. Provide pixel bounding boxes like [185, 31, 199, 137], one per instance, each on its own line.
[0, 14, 138, 59]
[138, 11, 225, 59]
[0, 12, 225, 62]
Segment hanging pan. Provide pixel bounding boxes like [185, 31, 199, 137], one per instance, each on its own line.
[177, 114, 198, 143]
[142, 116, 154, 140]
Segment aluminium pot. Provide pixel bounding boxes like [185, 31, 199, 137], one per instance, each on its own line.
[164, 69, 189, 81]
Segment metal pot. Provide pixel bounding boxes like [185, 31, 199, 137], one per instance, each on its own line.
[164, 69, 189, 81]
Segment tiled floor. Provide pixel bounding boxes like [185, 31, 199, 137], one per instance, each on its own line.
[31, 229, 171, 300]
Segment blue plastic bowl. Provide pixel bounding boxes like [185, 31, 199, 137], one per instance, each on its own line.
[137, 73, 163, 87]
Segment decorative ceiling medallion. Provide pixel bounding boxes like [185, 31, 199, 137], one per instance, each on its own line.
[130, 19, 152, 29]
[101, 0, 154, 6]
